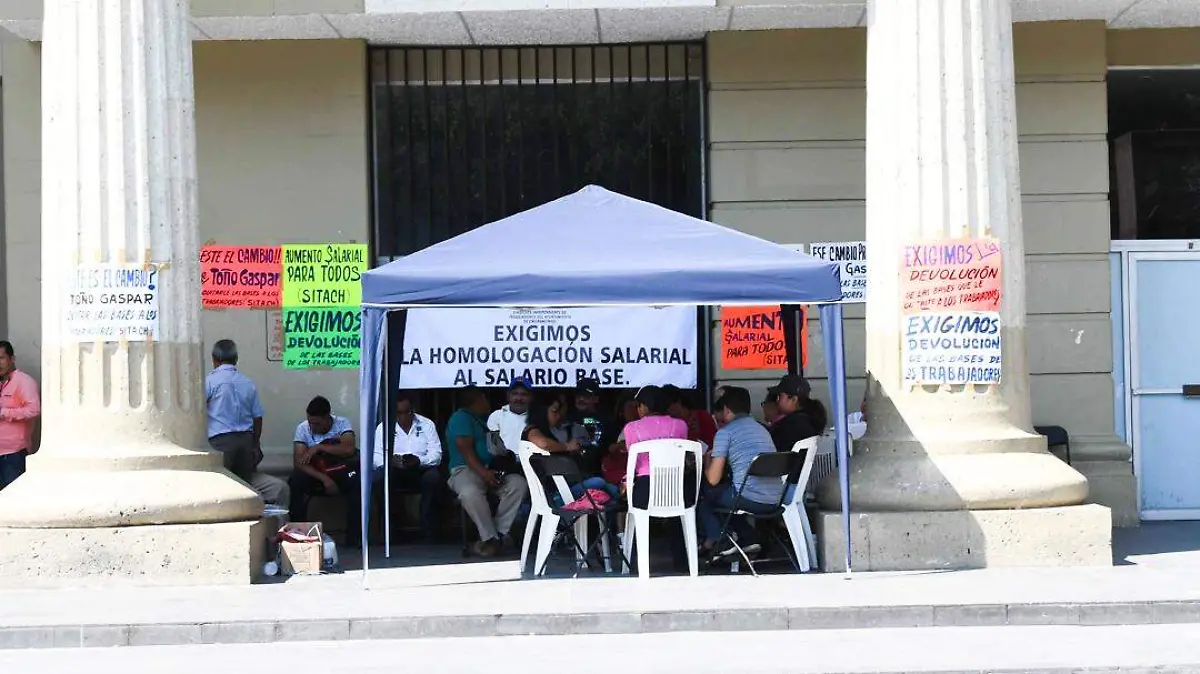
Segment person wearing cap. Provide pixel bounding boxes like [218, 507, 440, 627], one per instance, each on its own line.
[760, 387, 784, 429]
[487, 376, 533, 455]
[769, 374, 827, 457]
[569, 377, 617, 476]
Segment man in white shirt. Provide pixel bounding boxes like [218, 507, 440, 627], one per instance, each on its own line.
[372, 392, 442, 541]
[487, 376, 532, 454]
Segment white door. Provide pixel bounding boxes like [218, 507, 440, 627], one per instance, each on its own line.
[1130, 252, 1200, 519]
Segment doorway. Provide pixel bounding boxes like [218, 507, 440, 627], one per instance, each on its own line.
[1125, 248, 1200, 519]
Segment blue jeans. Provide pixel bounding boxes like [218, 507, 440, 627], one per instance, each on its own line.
[0, 450, 27, 491]
[697, 482, 776, 545]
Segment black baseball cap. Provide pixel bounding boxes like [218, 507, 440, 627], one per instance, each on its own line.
[508, 376, 533, 392]
[775, 374, 812, 398]
[576, 377, 601, 396]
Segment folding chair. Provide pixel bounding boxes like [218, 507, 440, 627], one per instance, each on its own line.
[783, 435, 822, 572]
[711, 450, 807, 577]
[529, 454, 629, 577]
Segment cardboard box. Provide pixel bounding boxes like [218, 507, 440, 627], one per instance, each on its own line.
[279, 522, 323, 576]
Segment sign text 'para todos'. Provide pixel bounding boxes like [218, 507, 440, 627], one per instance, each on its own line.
[282, 244, 367, 307]
[719, 306, 806, 370]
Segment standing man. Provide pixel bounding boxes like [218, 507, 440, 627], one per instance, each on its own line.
[289, 395, 361, 545]
[0, 341, 39, 490]
[448, 386, 528, 557]
[205, 339, 289, 505]
[373, 391, 442, 541]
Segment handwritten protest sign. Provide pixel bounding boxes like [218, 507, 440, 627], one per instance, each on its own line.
[900, 238, 1002, 313]
[399, 307, 697, 388]
[283, 307, 361, 369]
[266, 310, 284, 362]
[719, 306, 807, 370]
[200, 246, 282, 309]
[809, 241, 866, 303]
[281, 244, 367, 307]
[65, 264, 160, 341]
[902, 311, 1002, 385]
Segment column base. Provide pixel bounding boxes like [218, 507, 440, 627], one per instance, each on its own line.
[0, 519, 270, 588]
[815, 504, 1112, 572]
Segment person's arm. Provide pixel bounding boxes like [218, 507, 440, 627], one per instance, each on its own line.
[705, 428, 730, 486]
[421, 421, 443, 467]
[250, 388, 264, 448]
[705, 456, 726, 487]
[457, 435, 498, 486]
[324, 430, 356, 458]
[486, 410, 501, 432]
[0, 377, 40, 422]
[526, 427, 575, 454]
[293, 441, 331, 485]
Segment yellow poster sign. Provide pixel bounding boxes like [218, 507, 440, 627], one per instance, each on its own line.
[281, 243, 367, 307]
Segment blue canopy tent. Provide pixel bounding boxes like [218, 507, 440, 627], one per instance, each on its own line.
[357, 185, 853, 573]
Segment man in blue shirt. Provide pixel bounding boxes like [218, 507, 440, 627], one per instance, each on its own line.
[205, 339, 288, 505]
[446, 386, 527, 557]
[698, 386, 785, 562]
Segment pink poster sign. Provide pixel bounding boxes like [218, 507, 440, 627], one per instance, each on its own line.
[900, 238, 1002, 313]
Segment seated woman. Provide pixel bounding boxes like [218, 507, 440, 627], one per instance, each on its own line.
[615, 385, 693, 509]
[521, 395, 618, 503]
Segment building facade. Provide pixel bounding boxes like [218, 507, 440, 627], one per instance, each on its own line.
[2, 1, 1200, 532]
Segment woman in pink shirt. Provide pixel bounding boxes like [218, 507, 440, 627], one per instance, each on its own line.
[0, 341, 40, 491]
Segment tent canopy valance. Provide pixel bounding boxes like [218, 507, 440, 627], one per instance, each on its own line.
[361, 186, 842, 307]
[357, 185, 853, 573]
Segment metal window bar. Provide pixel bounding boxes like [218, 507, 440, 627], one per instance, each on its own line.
[368, 43, 705, 258]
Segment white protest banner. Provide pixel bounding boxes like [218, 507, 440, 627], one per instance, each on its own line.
[809, 241, 867, 302]
[399, 306, 697, 389]
[902, 311, 1002, 385]
[64, 264, 160, 342]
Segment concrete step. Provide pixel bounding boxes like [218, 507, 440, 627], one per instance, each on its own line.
[6, 626, 1200, 672]
[7, 563, 1200, 650]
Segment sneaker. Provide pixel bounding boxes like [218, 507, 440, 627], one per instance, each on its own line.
[472, 538, 500, 557]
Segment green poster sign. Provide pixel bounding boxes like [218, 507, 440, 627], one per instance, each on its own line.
[282, 307, 361, 370]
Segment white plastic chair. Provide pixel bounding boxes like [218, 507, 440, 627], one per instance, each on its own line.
[622, 438, 703, 579]
[781, 436, 822, 572]
[517, 441, 612, 575]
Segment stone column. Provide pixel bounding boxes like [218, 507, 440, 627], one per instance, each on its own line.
[817, 0, 1110, 570]
[0, 0, 263, 585]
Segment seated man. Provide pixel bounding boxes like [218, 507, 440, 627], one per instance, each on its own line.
[288, 396, 362, 546]
[446, 386, 528, 557]
[372, 391, 442, 541]
[697, 386, 785, 562]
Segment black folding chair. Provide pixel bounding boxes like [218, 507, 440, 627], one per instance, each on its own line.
[711, 451, 807, 577]
[529, 454, 629, 578]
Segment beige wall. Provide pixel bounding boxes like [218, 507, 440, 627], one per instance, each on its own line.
[1, 35, 40, 386]
[195, 40, 369, 464]
[705, 22, 1136, 523]
[0, 38, 369, 465]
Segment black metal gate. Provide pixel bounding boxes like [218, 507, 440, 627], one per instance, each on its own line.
[368, 43, 706, 260]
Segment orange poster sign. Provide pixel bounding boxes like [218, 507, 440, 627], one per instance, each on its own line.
[900, 238, 1002, 313]
[200, 246, 283, 309]
[719, 306, 807, 370]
